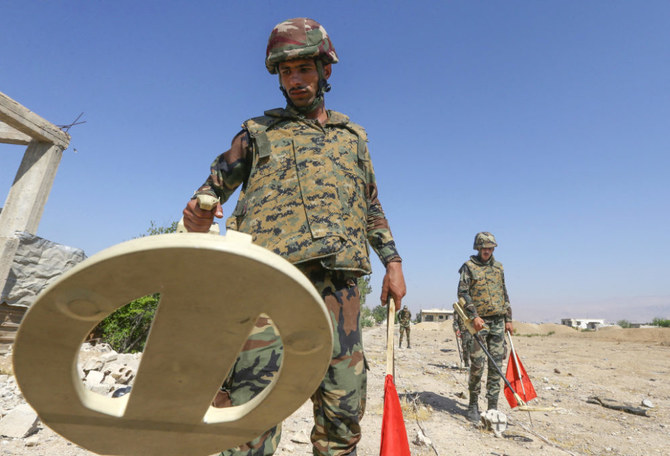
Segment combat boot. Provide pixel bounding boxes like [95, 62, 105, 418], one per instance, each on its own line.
[487, 398, 498, 411]
[466, 396, 480, 423]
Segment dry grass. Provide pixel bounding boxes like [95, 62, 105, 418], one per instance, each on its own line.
[401, 396, 433, 421]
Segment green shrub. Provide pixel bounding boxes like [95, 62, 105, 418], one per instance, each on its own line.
[617, 319, 632, 328]
[99, 294, 159, 353]
[371, 305, 388, 324]
[652, 317, 670, 328]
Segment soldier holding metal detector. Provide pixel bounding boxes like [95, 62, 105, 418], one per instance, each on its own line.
[457, 232, 513, 423]
[182, 18, 406, 456]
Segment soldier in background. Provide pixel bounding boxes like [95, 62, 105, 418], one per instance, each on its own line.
[397, 305, 412, 348]
[457, 232, 513, 423]
[182, 18, 406, 456]
[452, 312, 471, 367]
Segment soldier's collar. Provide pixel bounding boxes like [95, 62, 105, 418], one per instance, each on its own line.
[264, 108, 350, 127]
[324, 110, 350, 126]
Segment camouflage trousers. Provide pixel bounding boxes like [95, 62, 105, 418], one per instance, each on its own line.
[468, 315, 506, 405]
[398, 325, 410, 347]
[220, 262, 366, 456]
[460, 330, 472, 364]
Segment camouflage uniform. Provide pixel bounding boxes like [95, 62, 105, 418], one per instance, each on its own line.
[194, 52, 400, 456]
[452, 313, 471, 367]
[397, 307, 411, 348]
[458, 253, 511, 411]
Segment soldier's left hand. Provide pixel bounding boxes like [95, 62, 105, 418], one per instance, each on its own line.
[505, 321, 514, 334]
[381, 261, 406, 306]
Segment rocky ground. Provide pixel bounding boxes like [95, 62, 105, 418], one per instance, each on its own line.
[1, 321, 669, 456]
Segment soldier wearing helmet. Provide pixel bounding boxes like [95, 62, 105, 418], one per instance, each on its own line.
[182, 17, 406, 456]
[457, 232, 513, 423]
[397, 305, 412, 348]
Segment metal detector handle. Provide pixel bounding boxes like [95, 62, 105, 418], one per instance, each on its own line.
[453, 297, 488, 335]
[177, 194, 220, 234]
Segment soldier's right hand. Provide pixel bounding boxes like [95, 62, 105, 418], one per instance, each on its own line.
[473, 317, 485, 332]
[182, 198, 223, 232]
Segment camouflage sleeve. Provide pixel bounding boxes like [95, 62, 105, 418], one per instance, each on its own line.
[502, 270, 512, 322]
[194, 130, 252, 202]
[361, 144, 401, 266]
[457, 264, 478, 320]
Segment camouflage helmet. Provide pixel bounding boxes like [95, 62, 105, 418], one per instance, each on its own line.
[265, 18, 339, 74]
[473, 232, 498, 250]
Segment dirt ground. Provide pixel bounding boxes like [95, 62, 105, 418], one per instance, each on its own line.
[1, 321, 669, 456]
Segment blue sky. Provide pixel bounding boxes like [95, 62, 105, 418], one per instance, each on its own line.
[2, 1, 669, 323]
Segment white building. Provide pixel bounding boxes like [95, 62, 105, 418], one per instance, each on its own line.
[419, 308, 453, 322]
[561, 318, 606, 330]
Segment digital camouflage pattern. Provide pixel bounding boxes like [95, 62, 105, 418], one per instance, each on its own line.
[473, 231, 498, 250]
[265, 18, 339, 74]
[203, 107, 400, 273]
[458, 255, 511, 321]
[219, 262, 366, 456]
[397, 307, 411, 348]
[468, 315, 507, 407]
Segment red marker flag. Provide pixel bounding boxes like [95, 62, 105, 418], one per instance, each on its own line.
[379, 298, 410, 456]
[504, 349, 537, 408]
[379, 374, 411, 456]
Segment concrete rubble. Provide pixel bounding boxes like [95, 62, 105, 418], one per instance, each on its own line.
[0, 342, 141, 444]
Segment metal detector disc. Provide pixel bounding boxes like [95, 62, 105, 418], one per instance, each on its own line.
[13, 232, 333, 456]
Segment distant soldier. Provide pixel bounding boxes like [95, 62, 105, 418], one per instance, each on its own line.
[452, 312, 471, 367]
[397, 305, 412, 348]
[458, 232, 513, 423]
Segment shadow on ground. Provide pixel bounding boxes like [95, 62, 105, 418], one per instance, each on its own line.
[401, 390, 465, 416]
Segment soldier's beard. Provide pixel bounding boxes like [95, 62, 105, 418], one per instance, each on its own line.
[281, 87, 325, 115]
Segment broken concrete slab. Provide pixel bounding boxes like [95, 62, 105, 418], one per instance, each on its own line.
[0, 403, 38, 438]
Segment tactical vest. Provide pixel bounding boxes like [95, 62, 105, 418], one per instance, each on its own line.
[398, 310, 411, 327]
[225, 108, 372, 273]
[466, 259, 507, 317]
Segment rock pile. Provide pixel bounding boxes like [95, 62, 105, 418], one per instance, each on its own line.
[77, 342, 141, 396]
[0, 342, 141, 442]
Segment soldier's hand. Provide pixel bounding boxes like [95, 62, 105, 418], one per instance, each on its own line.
[381, 261, 406, 306]
[473, 317, 485, 332]
[505, 321, 514, 334]
[182, 198, 223, 232]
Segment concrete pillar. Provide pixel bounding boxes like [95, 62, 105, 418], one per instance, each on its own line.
[0, 140, 64, 293]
